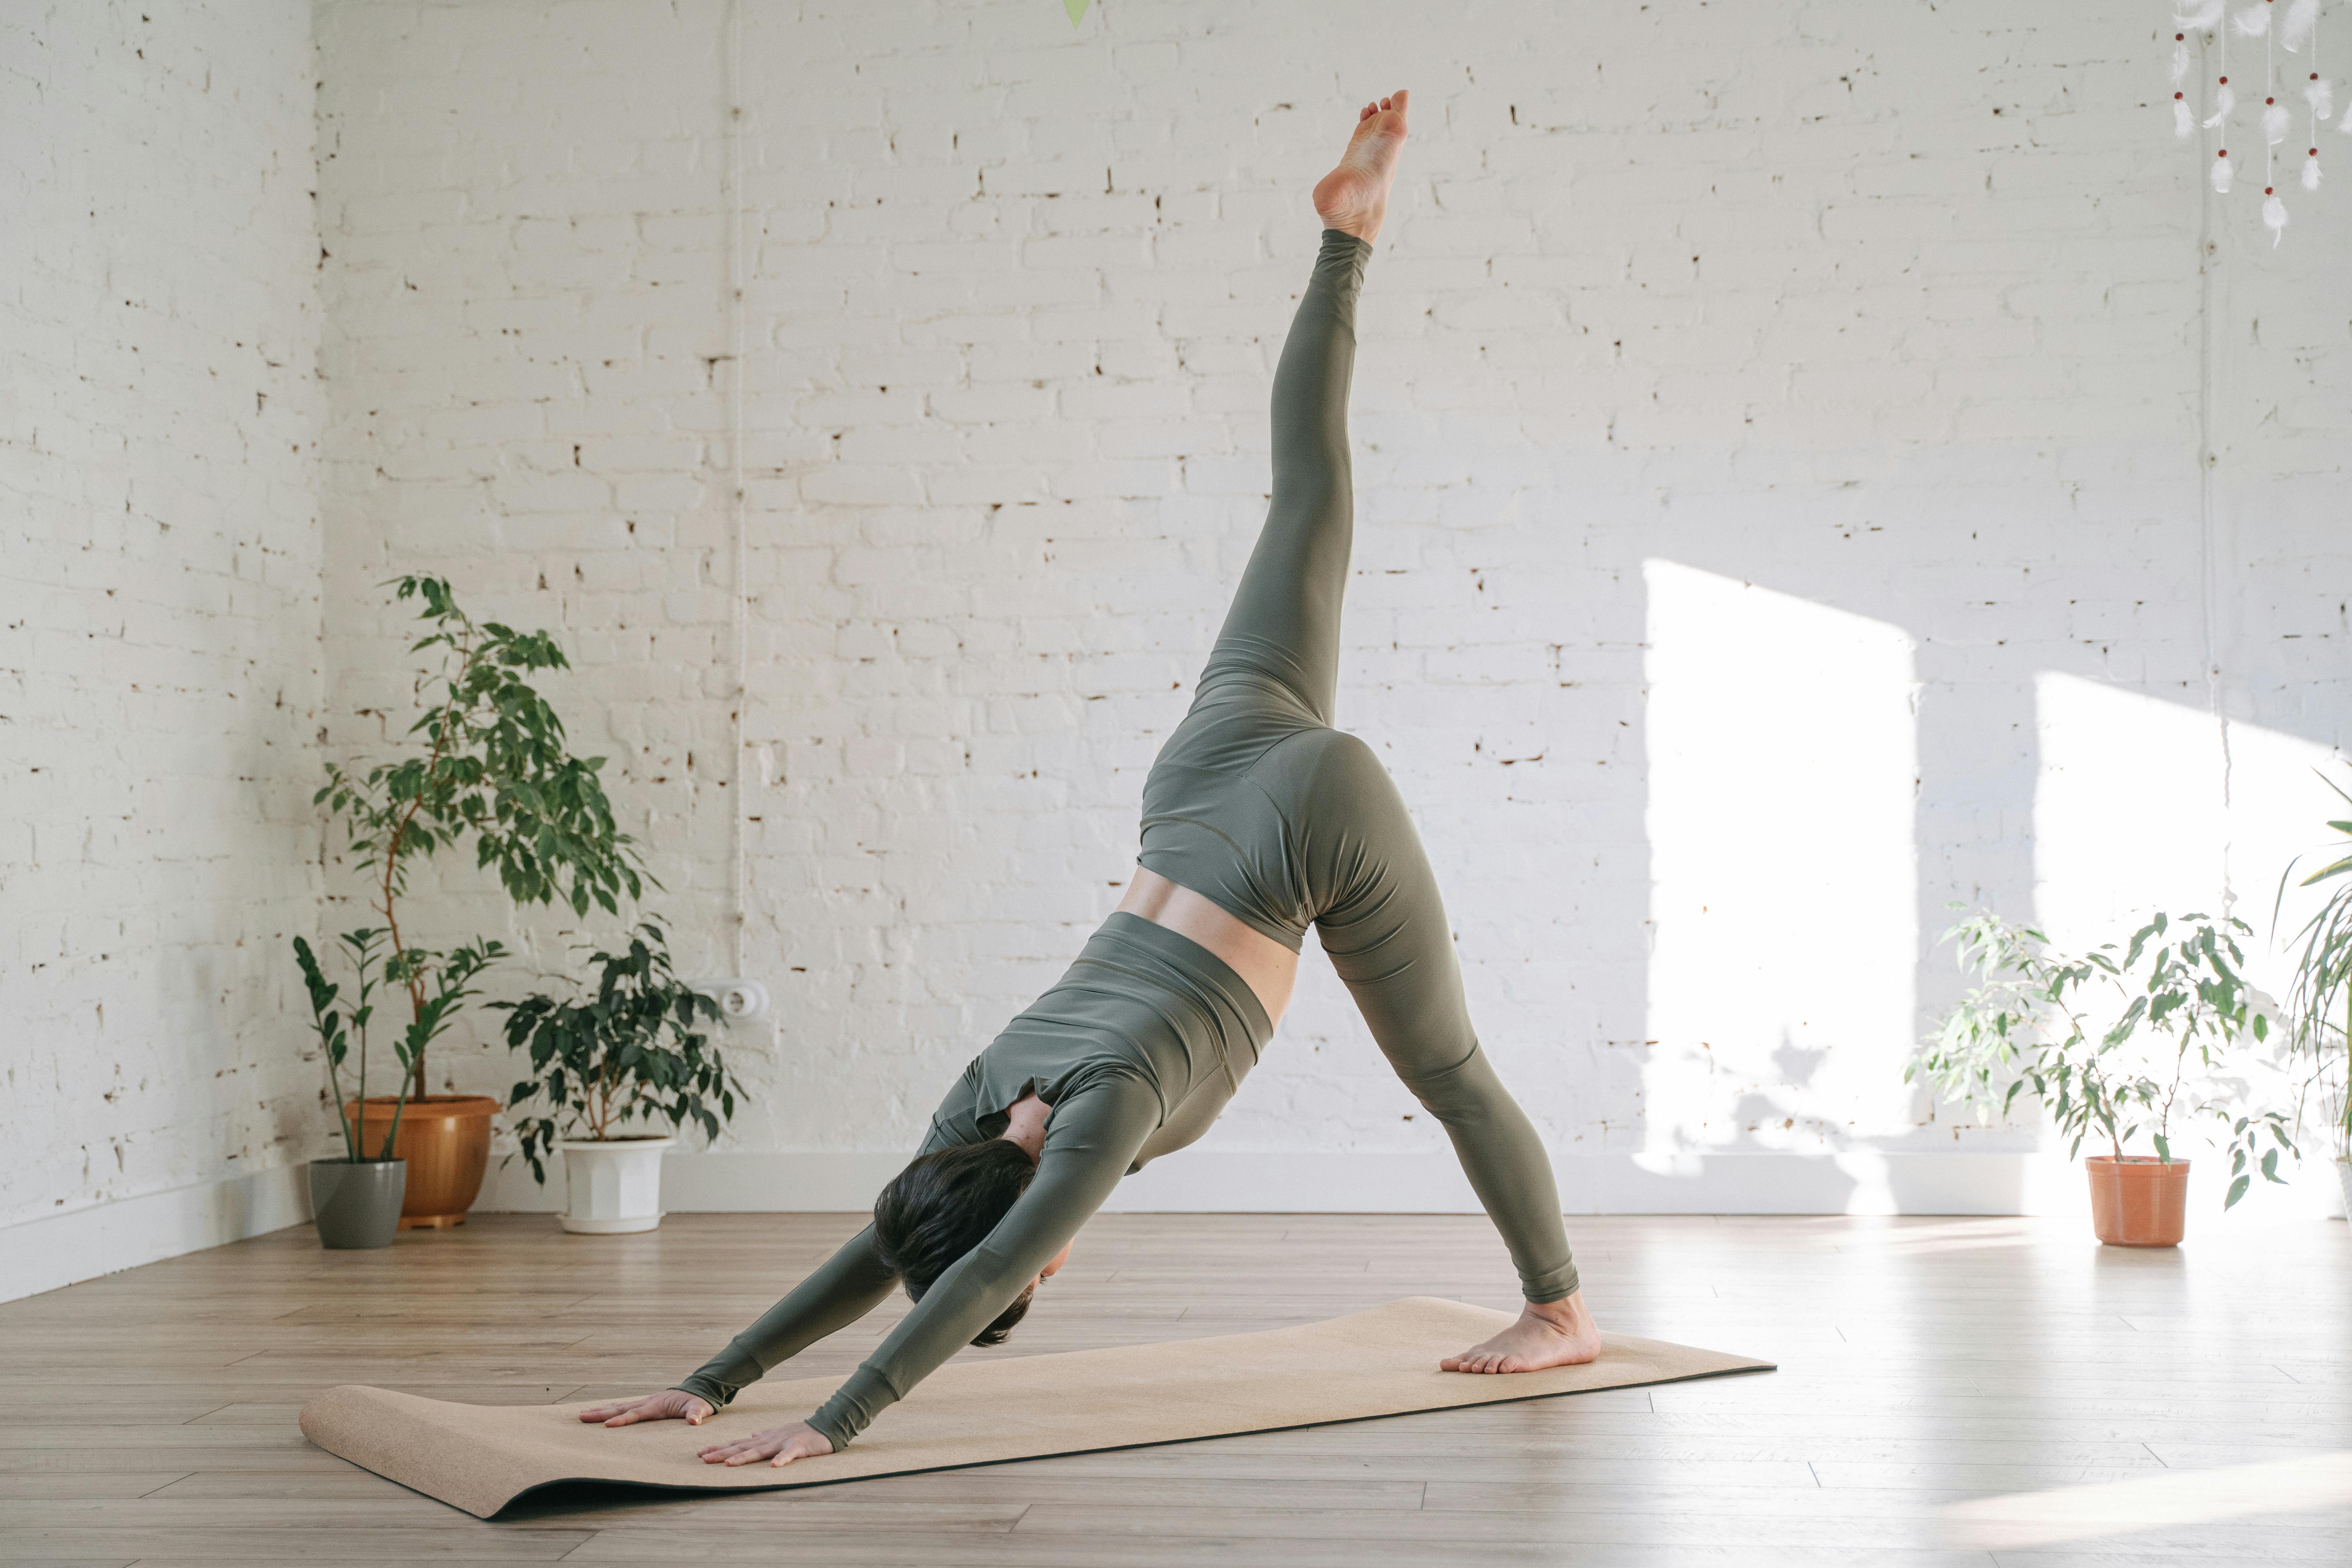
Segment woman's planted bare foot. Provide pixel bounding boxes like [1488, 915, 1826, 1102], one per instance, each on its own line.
[1312, 89, 1410, 243]
[1441, 1291, 1604, 1374]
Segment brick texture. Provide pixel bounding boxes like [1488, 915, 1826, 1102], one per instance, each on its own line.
[3, 1, 326, 1228]
[16, 0, 2347, 1233]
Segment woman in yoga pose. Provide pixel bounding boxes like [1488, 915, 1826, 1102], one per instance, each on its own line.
[579, 90, 1602, 1467]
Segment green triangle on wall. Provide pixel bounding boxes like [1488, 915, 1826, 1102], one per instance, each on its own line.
[1065, 0, 1089, 23]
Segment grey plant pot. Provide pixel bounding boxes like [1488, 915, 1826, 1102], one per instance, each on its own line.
[310, 1158, 407, 1250]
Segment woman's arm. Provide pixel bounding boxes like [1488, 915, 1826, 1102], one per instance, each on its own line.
[792, 1074, 1161, 1453]
[585, 1072, 990, 1432]
[669, 1221, 902, 1410]
[576, 1219, 900, 1430]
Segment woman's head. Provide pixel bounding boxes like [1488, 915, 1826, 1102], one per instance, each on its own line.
[872, 1139, 1042, 1346]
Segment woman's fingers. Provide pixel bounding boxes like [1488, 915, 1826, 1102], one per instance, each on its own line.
[698, 1437, 777, 1464]
[583, 1392, 711, 1427]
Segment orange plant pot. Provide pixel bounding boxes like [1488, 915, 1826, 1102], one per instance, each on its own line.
[2085, 1155, 2189, 1247]
[343, 1095, 500, 1229]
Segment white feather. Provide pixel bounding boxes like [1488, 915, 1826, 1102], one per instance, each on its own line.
[2307, 76, 2335, 120]
[2176, 98, 2199, 138]
[2280, 0, 2319, 50]
[2304, 152, 2323, 188]
[2213, 150, 2235, 192]
[2205, 83, 2237, 127]
[2175, 0, 2225, 27]
[2263, 101, 2292, 143]
[2235, 4, 2271, 38]
[2263, 191, 2288, 245]
[2174, 41, 2193, 85]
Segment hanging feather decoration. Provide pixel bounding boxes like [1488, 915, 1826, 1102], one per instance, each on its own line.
[2236, 3, 2272, 36]
[2263, 188, 2289, 241]
[2305, 148, 2325, 185]
[2178, 95, 2199, 135]
[2214, 148, 2236, 190]
[2176, 0, 2225, 25]
[2264, 97, 2293, 140]
[2309, 73, 2337, 120]
[2175, 36, 2194, 83]
[2282, 0, 2321, 48]
[2207, 81, 2238, 125]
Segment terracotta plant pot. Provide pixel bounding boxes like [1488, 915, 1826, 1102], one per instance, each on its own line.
[343, 1095, 500, 1229]
[2085, 1154, 2190, 1247]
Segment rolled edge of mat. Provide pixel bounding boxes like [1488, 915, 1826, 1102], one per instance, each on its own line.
[301, 1383, 521, 1518]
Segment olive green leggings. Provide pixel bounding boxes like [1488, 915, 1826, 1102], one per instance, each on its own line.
[1139, 229, 1579, 1304]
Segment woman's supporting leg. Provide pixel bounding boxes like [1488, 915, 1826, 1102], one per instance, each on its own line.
[1300, 731, 1581, 1302]
[1194, 227, 1372, 726]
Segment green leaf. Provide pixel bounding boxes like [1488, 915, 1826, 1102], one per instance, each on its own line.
[2226, 1173, 2251, 1209]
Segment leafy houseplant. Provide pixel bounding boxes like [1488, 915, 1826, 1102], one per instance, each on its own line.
[2276, 775, 2352, 1206]
[496, 922, 745, 1233]
[293, 930, 501, 1248]
[300, 575, 647, 1227]
[1913, 909, 2304, 1242]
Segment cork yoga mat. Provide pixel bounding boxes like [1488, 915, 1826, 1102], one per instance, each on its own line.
[300, 1296, 1773, 1517]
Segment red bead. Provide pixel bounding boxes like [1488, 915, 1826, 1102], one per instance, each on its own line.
[2267, 97, 2276, 105]
[2176, 91, 2186, 99]
[2312, 148, 2321, 156]
[2220, 75, 2229, 84]
[2265, 186, 2274, 194]
[2220, 148, 2230, 156]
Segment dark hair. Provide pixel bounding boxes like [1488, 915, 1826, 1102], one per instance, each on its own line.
[872, 1140, 1039, 1347]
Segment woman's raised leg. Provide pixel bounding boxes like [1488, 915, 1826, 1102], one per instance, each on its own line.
[1195, 92, 1410, 725]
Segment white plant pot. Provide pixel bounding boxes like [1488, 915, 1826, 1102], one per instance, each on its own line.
[557, 1136, 675, 1234]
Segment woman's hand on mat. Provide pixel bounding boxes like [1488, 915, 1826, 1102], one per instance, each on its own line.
[576, 1389, 715, 1428]
[695, 1419, 835, 1468]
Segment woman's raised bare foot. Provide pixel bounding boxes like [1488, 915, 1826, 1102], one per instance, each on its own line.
[1312, 89, 1410, 243]
[1441, 1290, 1604, 1374]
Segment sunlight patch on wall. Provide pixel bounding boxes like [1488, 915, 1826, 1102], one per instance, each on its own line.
[2031, 673, 2226, 947]
[1642, 561, 1920, 1159]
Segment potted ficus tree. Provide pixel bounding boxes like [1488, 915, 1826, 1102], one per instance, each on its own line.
[301, 576, 647, 1229]
[2277, 775, 2352, 1219]
[496, 921, 746, 1233]
[1914, 909, 2308, 1246]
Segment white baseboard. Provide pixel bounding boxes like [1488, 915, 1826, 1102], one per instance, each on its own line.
[10, 1147, 2336, 1306]
[479, 1148, 2352, 1223]
[0, 1162, 313, 1305]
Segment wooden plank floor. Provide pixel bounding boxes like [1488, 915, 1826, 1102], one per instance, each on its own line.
[3, 1211, 2348, 1566]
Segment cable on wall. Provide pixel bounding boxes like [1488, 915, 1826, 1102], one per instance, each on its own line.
[723, 0, 750, 976]
[2196, 64, 2238, 921]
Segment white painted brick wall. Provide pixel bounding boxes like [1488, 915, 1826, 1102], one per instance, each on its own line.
[305, 0, 2347, 1202]
[2, 1, 326, 1230]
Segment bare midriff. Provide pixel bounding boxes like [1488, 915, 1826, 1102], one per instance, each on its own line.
[1115, 865, 1298, 1026]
